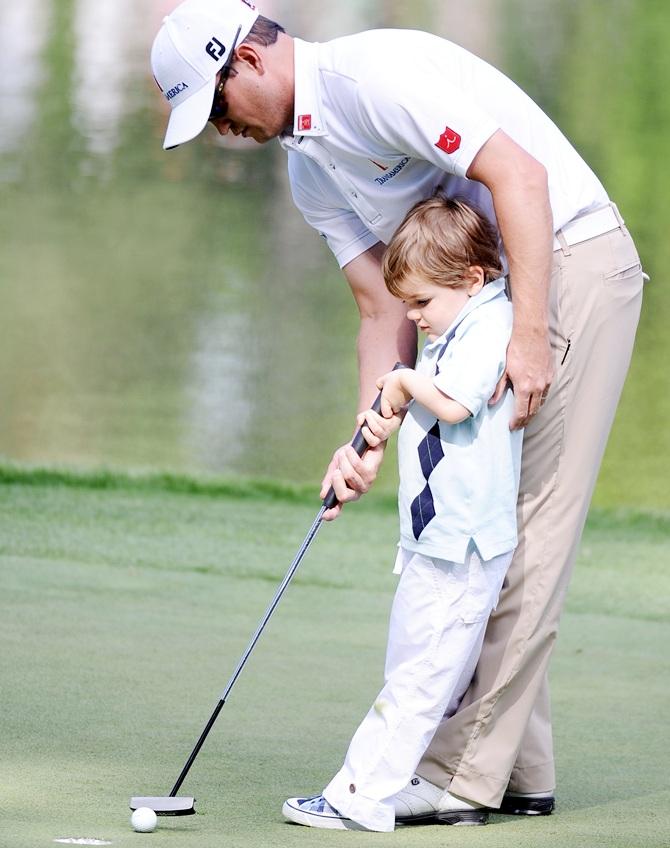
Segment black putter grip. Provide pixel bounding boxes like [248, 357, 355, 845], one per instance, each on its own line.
[322, 362, 408, 510]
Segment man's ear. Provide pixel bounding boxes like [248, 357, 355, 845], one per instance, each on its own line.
[465, 265, 485, 296]
[235, 43, 264, 75]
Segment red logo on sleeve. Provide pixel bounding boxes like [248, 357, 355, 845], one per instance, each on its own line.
[435, 126, 461, 155]
[298, 114, 312, 131]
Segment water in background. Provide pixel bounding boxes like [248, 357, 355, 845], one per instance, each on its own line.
[1, 0, 668, 508]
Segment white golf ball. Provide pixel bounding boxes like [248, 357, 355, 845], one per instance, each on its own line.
[131, 807, 157, 833]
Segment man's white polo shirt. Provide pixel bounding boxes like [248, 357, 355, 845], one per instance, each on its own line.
[396, 277, 523, 563]
[278, 31, 609, 268]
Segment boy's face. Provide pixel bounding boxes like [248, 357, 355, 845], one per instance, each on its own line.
[399, 271, 483, 341]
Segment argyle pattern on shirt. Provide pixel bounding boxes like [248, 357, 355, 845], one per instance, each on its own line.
[410, 331, 455, 540]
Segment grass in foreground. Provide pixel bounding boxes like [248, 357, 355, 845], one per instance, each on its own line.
[1, 468, 669, 848]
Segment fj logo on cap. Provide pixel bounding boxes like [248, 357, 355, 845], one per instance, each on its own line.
[435, 126, 461, 154]
[206, 37, 226, 60]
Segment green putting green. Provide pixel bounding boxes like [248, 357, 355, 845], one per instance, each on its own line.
[1, 469, 669, 847]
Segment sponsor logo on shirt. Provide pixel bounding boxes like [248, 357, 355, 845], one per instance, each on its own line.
[435, 126, 461, 154]
[374, 156, 411, 186]
[298, 114, 312, 131]
[369, 158, 390, 171]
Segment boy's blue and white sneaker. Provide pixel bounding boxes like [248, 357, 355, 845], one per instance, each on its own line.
[282, 795, 368, 830]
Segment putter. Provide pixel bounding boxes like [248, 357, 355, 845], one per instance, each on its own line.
[130, 364, 405, 816]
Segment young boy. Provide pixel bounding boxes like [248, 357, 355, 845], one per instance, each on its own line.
[283, 197, 523, 832]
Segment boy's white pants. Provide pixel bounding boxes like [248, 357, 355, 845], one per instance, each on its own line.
[323, 545, 513, 832]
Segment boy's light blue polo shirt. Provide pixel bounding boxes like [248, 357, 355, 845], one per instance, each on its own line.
[397, 277, 523, 564]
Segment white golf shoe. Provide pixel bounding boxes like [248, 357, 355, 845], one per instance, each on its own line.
[394, 775, 489, 825]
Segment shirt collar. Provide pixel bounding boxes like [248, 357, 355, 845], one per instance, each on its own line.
[425, 276, 508, 354]
[285, 38, 327, 138]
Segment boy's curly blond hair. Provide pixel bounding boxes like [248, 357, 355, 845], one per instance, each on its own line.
[382, 196, 503, 297]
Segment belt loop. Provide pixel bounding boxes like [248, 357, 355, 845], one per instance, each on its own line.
[610, 201, 626, 231]
[556, 228, 572, 257]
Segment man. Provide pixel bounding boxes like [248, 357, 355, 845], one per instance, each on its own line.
[151, 0, 644, 827]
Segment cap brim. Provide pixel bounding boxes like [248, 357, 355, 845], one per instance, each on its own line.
[163, 77, 216, 150]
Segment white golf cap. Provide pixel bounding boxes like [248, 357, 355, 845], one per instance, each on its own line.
[151, 0, 260, 150]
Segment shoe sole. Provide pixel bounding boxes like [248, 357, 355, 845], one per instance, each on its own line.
[497, 797, 555, 816]
[436, 810, 489, 825]
[397, 809, 489, 826]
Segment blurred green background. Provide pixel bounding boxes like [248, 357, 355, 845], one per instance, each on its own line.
[1, 0, 668, 508]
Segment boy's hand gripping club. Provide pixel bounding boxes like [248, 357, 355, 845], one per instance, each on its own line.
[322, 361, 407, 510]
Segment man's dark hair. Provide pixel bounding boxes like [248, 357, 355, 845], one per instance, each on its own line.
[243, 15, 285, 47]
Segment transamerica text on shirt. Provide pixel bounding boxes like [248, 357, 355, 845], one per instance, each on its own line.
[374, 157, 411, 185]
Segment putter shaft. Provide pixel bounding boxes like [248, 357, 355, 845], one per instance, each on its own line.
[169, 505, 327, 797]
[140, 363, 407, 806]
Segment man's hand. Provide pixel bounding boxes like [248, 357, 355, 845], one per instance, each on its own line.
[319, 442, 386, 521]
[490, 329, 554, 429]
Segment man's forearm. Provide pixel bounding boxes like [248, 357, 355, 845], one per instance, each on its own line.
[357, 313, 417, 410]
[467, 130, 554, 427]
[498, 178, 553, 339]
[342, 241, 417, 412]
[467, 129, 553, 338]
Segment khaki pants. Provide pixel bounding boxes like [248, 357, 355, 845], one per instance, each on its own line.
[416, 212, 645, 808]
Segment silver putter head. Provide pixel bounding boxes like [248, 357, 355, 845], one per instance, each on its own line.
[130, 796, 196, 816]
